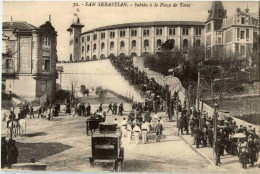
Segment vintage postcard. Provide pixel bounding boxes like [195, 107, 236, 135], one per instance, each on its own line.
[1, 0, 260, 172]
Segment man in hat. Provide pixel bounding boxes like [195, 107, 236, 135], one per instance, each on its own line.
[177, 116, 183, 136]
[98, 104, 103, 113]
[1, 137, 8, 168]
[126, 121, 133, 143]
[29, 106, 34, 119]
[190, 117, 195, 137]
[154, 120, 163, 142]
[141, 121, 149, 144]
[8, 140, 19, 168]
[107, 102, 112, 113]
[215, 136, 222, 166]
[86, 103, 91, 117]
[194, 125, 200, 148]
[207, 126, 214, 148]
[118, 103, 124, 116]
[133, 124, 141, 144]
[248, 135, 257, 167]
[120, 118, 127, 137]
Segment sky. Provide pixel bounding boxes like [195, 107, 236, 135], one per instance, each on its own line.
[2, 1, 259, 61]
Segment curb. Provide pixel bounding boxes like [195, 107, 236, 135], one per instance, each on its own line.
[172, 126, 214, 166]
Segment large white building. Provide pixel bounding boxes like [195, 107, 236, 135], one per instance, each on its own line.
[67, 1, 259, 62]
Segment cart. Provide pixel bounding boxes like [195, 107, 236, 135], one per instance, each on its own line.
[86, 114, 105, 135]
[89, 123, 124, 172]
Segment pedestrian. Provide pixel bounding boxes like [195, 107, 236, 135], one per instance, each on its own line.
[190, 117, 195, 137]
[177, 116, 183, 136]
[118, 103, 124, 116]
[113, 103, 118, 115]
[120, 117, 126, 134]
[141, 121, 149, 144]
[8, 140, 19, 168]
[107, 103, 112, 113]
[215, 137, 222, 166]
[65, 103, 71, 115]
[38, 106, 42, 118]
[29, 106, 34, 119]
[127, 122, 133, 143]
[239, 140, 248, 169]
[248, 135, 257, 167]
[133, 124, 141, 144]
[1, 137, 8, 168]
[154, 120, 163, 142]
[99, 104, 103, 113]
[86, 103, 91, 117]
[194, 125, 200, 148]
[207, 126, 214, 148]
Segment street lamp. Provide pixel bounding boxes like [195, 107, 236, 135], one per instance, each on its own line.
[213, 102, 219, 165]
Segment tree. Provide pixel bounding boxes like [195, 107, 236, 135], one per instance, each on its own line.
[55, 90, 71, 103]
[80, 85, 86, 97]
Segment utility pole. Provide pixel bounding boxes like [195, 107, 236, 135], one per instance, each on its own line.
[213, 102, 219, 165]
[10, 105, 15, 138]
[196, 69, 201, 128]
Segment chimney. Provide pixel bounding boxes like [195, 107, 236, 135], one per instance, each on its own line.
[49, 15, 51, 23]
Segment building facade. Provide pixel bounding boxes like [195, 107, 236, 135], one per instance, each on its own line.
[2, 21, 58, 101]
[68, 19, 205, 61]
[205, 1, 259, 63]
[68, 1, 259, 62]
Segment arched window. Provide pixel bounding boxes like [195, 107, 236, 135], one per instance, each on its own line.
[132, 40, 136, 48]
[93, 44, 97, 51]
[93, 55, 97, 60]
[101, 42, 105, 50]
[183, 39, 188, 52]
[157, 39, 162, 48]
[87, 45, 90, 52]
[120, 41, 125, 49]
[144, 39, 149, 47]
[170, 39, 175, 48]
[110, 41, 114, 50]
[196, 39, 201, 48]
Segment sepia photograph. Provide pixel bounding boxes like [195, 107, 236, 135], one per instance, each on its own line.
[1, 0, 260, 172]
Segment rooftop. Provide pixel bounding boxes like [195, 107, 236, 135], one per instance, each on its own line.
[81, 21, 204, 35]
[2, 21, 38, 31]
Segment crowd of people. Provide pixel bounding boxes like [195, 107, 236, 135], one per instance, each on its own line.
[110, 56, 260, 168]
[1, 137, 19, 168]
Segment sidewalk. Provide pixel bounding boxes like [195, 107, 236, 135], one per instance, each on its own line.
[170, 117, 260, 172]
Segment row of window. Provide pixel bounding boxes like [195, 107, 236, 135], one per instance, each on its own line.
[81, 28, 203, 42]
[81, 39, 200, 52]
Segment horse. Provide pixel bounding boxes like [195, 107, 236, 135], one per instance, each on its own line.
[18, 119, 27, 135]
[7, 120, 19, 138]
[6, 119, 27, 137]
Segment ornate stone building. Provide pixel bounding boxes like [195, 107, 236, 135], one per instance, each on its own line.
[205, 1, 259, 62]
[2, 20, 58, 101]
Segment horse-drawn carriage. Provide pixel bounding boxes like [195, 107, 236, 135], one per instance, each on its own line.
[89, 123, 124, 172]
[86, 113, 106, 135]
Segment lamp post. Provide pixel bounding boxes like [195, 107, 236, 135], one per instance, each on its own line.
[213, 102, 219, 165]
